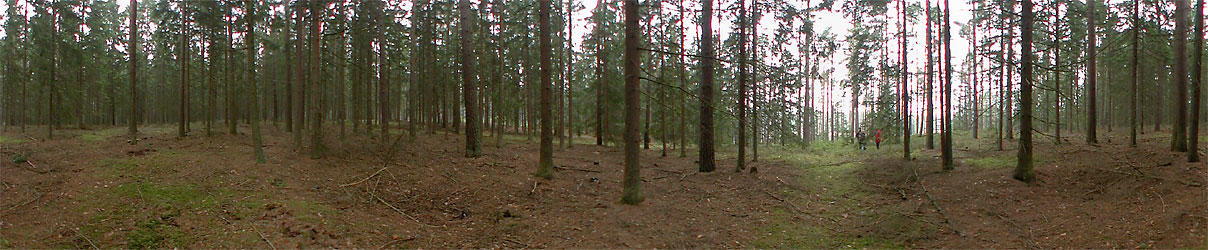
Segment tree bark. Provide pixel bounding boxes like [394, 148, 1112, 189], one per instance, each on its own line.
[620, 0, 643, 205]
[942, 0, 954, 171]
[247, 0, 266, 163]
[699, 0, 716, 172]
[1189, 0, 1203, 161]
[1014, 0, 1035, 183]
[462, 0, 482, 157]
[1174, 0, 1190, 152]
[128, 0, 139, 144]
[536, 0, 556, 179]
[736, 0, 748, 173]
[1086, 0, 1099, 144]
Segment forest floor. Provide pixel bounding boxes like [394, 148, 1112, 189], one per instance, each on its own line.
[0, 125, 1205, 248]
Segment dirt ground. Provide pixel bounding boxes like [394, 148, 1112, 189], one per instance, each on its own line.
[1, 125, 1205, 248]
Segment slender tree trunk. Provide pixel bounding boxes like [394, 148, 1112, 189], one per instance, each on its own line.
[1086, 0, 1099, 144]
[564, 0, 574, 149]
[179, 1, 189, 138]
[736, 0, 748, 173]
[942, 0, 954, 171]
[926, 0, 934, 149]
[595, 0, 606, 146]
[1190, 0, 1203, 162]
[620, 0, 643, 205]
[309, 0, 325, 159]
[1131, 0, 1140, 147]
[1054, 2, 1062, 144]
[128, 0, 139, 144]
[699, 0, 716, 172]
[678, 0, 687, 157]
[462, 0, 482, 157]
[536, 0, 556, 179]
[293, 1, 305, 149]
[337, 4, 347, 138]
[901, 0, 910, 159]
[751, 0, 760, 165]
[1015, 0, 1035, 183]
[247, 0, 266, 163]
[377, 0, 389, 139]
[1175, 0, 1190, 152]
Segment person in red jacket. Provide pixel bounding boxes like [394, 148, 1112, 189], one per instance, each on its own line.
[875, 129, 883, 149]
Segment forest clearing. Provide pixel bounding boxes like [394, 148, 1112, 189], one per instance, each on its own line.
[2, 0, 1208, 248]
[0, 127, 1204, 248]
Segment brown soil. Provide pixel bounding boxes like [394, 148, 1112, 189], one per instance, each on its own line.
[0, 126, 794, 248]
[1, 126, 1205, 248]
[855, 133, 1207, 248]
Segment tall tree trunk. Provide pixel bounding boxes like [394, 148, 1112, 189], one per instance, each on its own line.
[595, 0, 606, 146]
[462, 0, 482, 157]
[1086, 0, 1099, 144]
[562, 0, 572, 149]
[337, 4, 347, 138]
[699, 0, 716, 172]
[1132, 0, 1140, 147]
[567, 0, 575, 148]
[1054, 2, 1061, 144]
[751, 0, 760, 166]
[1014, 0, 1035, 183]
[1190, 0, 1203, 162]
[941, 0, 954, 171]
[285, 1, 294, 133]
[736, 0, 748, 173]
[901, 0, 910, 159]
[678, 0, 687, 157]
[377, 0, 388, 139]
[536, 0, 556, 179]
[179, 0, 189, 138]
[309, 0, 324, 159]
[247, 0, 266, 163]
[620, 0, 643, 205]
[128, 0, 139, 144]
[926, 0, 934, 149]
[293, 1, 305, 149]
[1175, 0, 1190, 152]
[48, 4, 57, 139]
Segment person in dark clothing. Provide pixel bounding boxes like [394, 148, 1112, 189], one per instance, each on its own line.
[856, 130, 867, 150]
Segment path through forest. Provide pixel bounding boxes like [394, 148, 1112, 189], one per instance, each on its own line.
[0, 126, 1205, 248]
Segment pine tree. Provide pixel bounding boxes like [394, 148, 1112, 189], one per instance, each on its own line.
[1086, 0, 1098, 144]
[1189, 0, 1203, 162]
[462, 0, 482, 158]
[1174, 0, 1190, 152]
[128, 0, 139, 144]
[247, 0, 265, 163]
[620, 0, 643, 205]
[1014, 0, 1035, 183]
[536, 0, 555, 179]
[699, 0, 717, 172]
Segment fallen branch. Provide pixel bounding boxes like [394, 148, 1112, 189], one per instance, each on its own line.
[913, 168, 965, 237]
[1101, 168, 1203, 187]
[249, 224, 277, 250]
[4, 191, 45, 215]
[22, 160, 50, 174]
[554, 166, 601, 173]
[340, 167, 389, 187]
[764, 190, 838, 223]
[70, 226, 99, 250]
[381, 236, 417, 248]
[995, 214, 1041, 249]
[369, 186, 443, 228]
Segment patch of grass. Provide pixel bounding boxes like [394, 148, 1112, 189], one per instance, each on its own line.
[126, 217, 186, 249]
[284, 199, 339, 225]
[97, 150, 182, 178]
[78, 128, 126, 142]
[112, 182, 224, 209]
[964, 155, 1015, 169]
[0, 135, 25, 144]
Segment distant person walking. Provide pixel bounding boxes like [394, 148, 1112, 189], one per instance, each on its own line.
[856, 130, 867, 150]
[875, 129, 883, 149]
